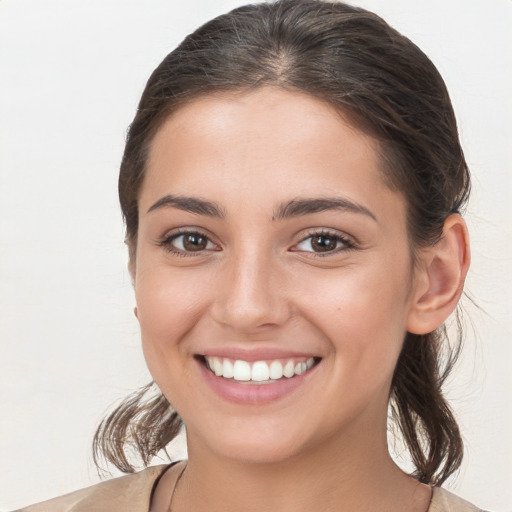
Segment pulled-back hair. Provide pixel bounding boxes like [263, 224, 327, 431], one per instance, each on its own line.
[94, 0, 470, 485]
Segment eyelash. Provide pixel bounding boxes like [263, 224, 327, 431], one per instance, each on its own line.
[158, 229, 218, 257]
[157, 229, 355, 257]
[293, 229, 355, 257]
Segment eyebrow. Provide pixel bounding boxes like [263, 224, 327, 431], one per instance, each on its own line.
[146, 194, 376, 222]
[147, 194, 224, 217]
[273, 197, 377, 222]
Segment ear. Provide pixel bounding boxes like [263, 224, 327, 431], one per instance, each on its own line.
[126, 238, 137, 285]
[407, 214, 470, 335]
[128, 258, 136, 285]
[129, 259, 139, 322]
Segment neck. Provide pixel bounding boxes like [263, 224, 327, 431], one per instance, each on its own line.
[170, 424, 430, 512]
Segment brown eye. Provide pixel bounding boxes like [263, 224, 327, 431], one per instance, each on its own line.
[166, 232, 217, 253]
[294, 231, 352, 254]
[310, 235, 337, 252]
[182, 233, 208, 251]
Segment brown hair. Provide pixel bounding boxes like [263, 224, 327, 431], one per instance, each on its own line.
[94, 0, 470, 485]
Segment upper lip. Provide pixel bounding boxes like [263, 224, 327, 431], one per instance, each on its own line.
[197, 347, 320, 362]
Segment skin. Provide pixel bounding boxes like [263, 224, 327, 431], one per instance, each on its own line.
[133, 87, 469, 512]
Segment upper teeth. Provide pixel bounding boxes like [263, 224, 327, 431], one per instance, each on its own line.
[204, 356, 315, 382]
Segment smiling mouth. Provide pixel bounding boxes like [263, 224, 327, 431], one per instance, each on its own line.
[199, 355, 321, 384]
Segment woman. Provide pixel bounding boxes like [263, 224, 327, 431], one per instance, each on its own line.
[14, 0, 488, 510]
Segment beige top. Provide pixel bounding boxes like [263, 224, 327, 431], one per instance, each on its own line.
[13, 462, 486, 512]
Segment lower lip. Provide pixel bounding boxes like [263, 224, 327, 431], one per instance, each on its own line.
[197, 359, 317, 405]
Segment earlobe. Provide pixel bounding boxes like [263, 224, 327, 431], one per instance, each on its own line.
[407, 214, 470, 335]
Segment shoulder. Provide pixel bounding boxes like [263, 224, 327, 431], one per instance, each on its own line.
[12, 465, 169, 512]
[429, 487, 489, 512]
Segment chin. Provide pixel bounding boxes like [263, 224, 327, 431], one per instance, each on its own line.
[186, 419, 313, 465]
[214, 440, 306, 465]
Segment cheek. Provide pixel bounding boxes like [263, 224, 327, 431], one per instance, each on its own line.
[136, 257, 206, 327]
[296, 263, 411, 375]
[134, 265, 209, 373]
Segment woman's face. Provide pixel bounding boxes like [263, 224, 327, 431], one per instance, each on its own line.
[134, 87, 423, 464]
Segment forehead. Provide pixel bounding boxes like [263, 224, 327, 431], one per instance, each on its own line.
[140, 87, 404, 223]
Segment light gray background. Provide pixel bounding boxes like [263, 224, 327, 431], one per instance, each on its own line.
[1, 1, 510, 510]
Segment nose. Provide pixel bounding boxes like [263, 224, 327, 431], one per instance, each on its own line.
[210, 249, 292, 333]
